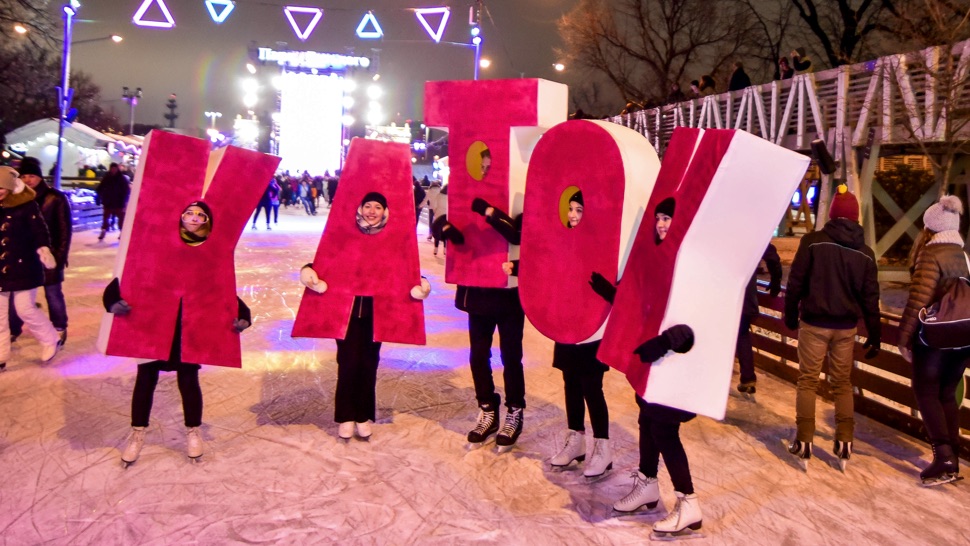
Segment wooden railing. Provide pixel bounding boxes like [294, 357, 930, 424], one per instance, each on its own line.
[752, 280, 970, 459]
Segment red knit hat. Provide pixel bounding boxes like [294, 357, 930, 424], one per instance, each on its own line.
[829, 184, 859, 222]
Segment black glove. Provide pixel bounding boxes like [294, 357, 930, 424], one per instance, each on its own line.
[784, 313, 799, 331]
[664, 325, 694, 353]
[109, 300, 131, 315]
[588, 272, 616, 304]
[633, 335, 670, 363]
[233, 318, 251, 333]
[863, 337, 880, 359]
[768, 280, 781, 298]
[471, 197, 490, 216]
[441, 223, 465, 244]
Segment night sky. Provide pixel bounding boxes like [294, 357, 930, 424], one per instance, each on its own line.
[54, 0, 579, 135]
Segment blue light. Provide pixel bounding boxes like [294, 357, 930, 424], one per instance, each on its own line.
[205, 0, 235, 24]
[356, 11, 384, 39]
[472, 36, 481, 45]
[470, 26, 480, 37]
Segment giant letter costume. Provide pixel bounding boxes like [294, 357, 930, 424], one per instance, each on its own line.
[424, 79, 567, 286]
[292, 139, 425, 345]
[519, 120, 657, 343]
[598, 128, 808, 419]
[97, 131, 281, 367]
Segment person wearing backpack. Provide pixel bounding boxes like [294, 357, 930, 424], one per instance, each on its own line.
[898, 195, 970, 486]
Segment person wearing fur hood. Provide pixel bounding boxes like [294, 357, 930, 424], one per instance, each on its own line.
[898, 195, 970, 486]
[0, 167, 60, 369]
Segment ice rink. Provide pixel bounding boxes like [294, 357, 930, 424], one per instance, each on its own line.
[1, 205, 967, 545]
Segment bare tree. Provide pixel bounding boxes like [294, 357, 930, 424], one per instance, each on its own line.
[0, 0, 56, 51]
[880, 0, 970, 195]
[557, 0, 760, 108]
[789, 0, 895, 67]
[740, 0, 797, 80]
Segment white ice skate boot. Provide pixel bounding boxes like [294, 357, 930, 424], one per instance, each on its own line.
[186, 427, 204, 461]
[550, 430, 585, 469]
[612, 471, 659, 512]
[40, 342, 58, 363]
[355, 420, 373, 439]
[583, 438, 612, 479]
[651, 491, 703, 540]
[338, 422, 354, 440]
[121, 426, 147, 468]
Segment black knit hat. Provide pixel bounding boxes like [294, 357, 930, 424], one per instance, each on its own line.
[361, 191, 388, 209]
[568, 190, 583, 206]
[655, 197, 675, 217]
[17, 157, 42, 178]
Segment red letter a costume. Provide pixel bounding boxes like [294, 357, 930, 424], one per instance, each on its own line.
[97, 131, 280, 368]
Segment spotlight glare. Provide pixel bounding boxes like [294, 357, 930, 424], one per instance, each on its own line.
[366, 84, 382, 100]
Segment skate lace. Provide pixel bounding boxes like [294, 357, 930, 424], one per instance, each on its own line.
[564, 432, 583, 451]
[472, 410, 496, 434]
[499, 408, 522, 437]
[657, 497, 683, 527]
[621, 471, 647, 501]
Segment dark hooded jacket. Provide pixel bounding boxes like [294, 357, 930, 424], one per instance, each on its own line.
[784, 218, 881, 338]
[0, 186, 51, 292]
[31, 180, 72, 285]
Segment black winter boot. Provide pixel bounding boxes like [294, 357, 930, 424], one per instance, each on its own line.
[920, 443, 960, 486]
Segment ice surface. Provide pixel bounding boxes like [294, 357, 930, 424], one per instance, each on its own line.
[1, 205, 967, 545]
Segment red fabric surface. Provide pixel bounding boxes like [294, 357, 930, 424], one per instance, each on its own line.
[597, 128, 735, 395]
[425, 79, 545, 288]
[519, 120, 623, 343]
[104, 131, 281, 368]
[291, 139, 425, 345]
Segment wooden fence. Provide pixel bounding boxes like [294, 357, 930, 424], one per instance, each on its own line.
[752, 280, 970, 459]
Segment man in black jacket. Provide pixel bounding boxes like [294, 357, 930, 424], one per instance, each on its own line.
[9, 157, 72, 347]
[783, 186, 881, 470]
[96, 163, 130, 240]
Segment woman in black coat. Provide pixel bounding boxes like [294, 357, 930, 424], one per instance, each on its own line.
[0, 166, 60, 369]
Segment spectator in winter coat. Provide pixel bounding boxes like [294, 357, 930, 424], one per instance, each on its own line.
[666, 83, 687, 104]
[699, 75, 716, 96]
[783, 185, 880, 470]
[251, 179, 274, 230]
[413, 179, 426, 226]
[791, 48, 812, 74]
[0, 166, 60, 370]
[735, 244, 782, 395]
[8, 157, 72, 348]
[897, 195, 969, 486]
[728, 62, 752, 91]
[423, 180, 442, 240]
[107, 201, 252, 466]
[778, 57, 794, 79]
[429, 184, 449, 256]
[96, 163, 130, 241]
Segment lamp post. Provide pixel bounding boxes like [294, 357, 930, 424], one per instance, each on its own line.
[122, 86, 142, 135]
[54, 0, 81, 191]
[205, 111, 222, 129]
[74, 34, 122, 45]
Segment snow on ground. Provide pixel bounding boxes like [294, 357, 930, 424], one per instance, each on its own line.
[0, 204, 966, 545]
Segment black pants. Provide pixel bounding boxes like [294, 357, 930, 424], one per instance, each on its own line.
[252, 204, 271, 226]
[101, 208, 125, 231]
[736, 314, 755, 384]
[912, 340, 970, 446]
[637, 396, 694, 494]
[468, 309, 526, 409]
[563, 368, 609, 438]
[334, 314, 382, 423]
[131, 360, 203, 428]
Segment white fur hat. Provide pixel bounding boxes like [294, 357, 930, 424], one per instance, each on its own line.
[0, 166, 25, 194]
[923, 195, 963, 233]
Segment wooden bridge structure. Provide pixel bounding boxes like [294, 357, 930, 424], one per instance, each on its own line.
[607, 39, 970, 260]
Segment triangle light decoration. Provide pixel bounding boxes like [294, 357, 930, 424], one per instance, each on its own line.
[205, 0, 235, 24]
[283, 6, 324, 41]
[133, 0, 176, 28]
[415, 7, 450, 43]
[356, 11, 383, 39]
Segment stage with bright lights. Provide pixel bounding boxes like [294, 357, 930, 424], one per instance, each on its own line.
[1, 207, 967, 544]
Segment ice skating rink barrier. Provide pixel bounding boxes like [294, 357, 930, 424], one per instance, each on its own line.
[751, 279, 970, 459]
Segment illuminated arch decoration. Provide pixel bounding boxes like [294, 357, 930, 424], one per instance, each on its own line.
[415, 7, 450, 43]
[205, 0, 235, 24]
[132, 0, 176, 28]
[284, 6, 324, 41]
[356, 11, 383, 39]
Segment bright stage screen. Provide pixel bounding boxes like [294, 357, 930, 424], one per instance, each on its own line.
[278, 72, 344, 176]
